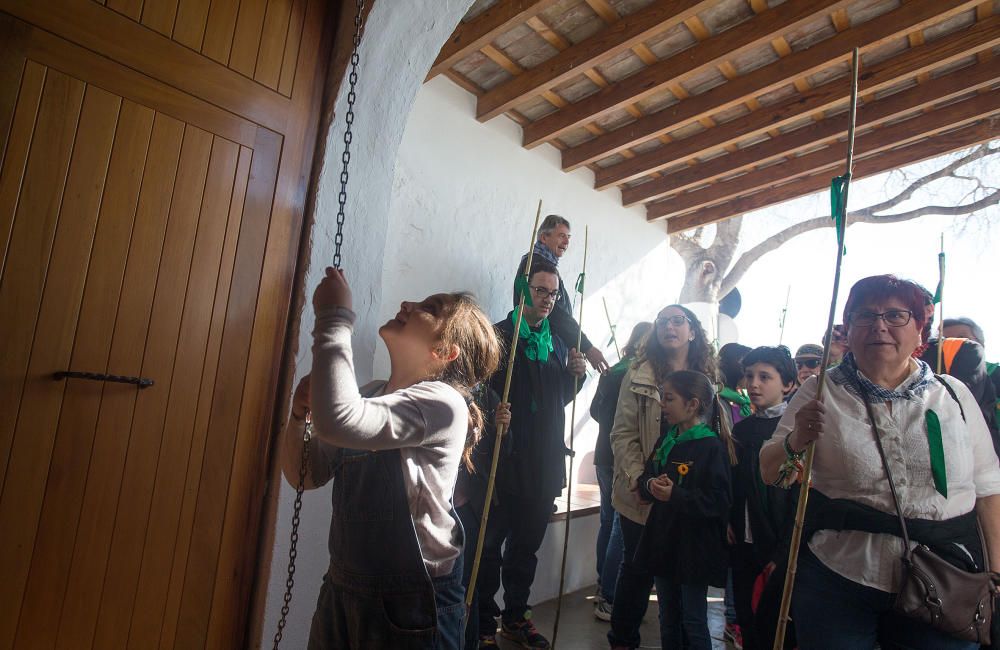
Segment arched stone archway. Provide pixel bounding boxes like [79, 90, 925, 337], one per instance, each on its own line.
[261, 2, 474, 646]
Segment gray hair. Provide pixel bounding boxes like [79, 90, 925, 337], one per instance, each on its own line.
[538, 214, 571, 238]
[943, 317, 985, 346]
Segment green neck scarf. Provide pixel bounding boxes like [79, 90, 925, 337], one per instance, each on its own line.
[719, 386, 752, 418]
[653, 422, 717, 471]
[512, 307, 553, 362]
[608, 356, 632, 376]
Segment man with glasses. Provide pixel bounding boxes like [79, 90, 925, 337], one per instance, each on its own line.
[477, 261, 587, 649]
[794, 344, 825, 388]
[514, 214, 609, 373]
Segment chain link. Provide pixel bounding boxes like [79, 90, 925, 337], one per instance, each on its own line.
[333, 0, 366, 270]
[272, 1, 365, 647]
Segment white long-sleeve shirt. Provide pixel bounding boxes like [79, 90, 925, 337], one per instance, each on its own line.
[287, 306, 468, 577]
[762, 363, 1000, 592]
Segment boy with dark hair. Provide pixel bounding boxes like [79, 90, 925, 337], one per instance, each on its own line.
[729, 346, 798, 650]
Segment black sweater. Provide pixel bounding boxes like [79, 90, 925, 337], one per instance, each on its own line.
[588, 363, 629, 468]
[634, 427, 732, 587]
[730, 415, 799, 568]
[490, 313, 583, 499]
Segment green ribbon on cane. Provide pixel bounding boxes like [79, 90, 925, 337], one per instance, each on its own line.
[830, 173, 850, 254]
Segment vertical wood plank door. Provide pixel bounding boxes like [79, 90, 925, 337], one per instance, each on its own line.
[0, 0, 330, 647]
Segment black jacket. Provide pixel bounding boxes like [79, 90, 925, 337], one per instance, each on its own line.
[920, 339, 999, 452]
[730, 415, 799, 568]
[455, 383, 504, 519]
[634, 428, 732, 587]
[490, 312, 583, 499]
[589, 363, 629, 467]
[513, 252, 593, 353]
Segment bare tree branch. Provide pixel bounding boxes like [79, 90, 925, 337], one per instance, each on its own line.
[719, 190, 1000, 297]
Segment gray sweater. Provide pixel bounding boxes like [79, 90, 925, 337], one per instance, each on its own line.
[290, 306, 468, 576]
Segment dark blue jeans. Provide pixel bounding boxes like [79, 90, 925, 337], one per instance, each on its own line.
[608, 514, 670, 649]
[659, 583, 711, 650]
[432, 556, 466, 650]
[792, 546, 980, 650]
[595, 464, 623, 603]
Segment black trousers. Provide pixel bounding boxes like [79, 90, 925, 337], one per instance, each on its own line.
[732, 542, 764, 650]
[476, 491, 555, 635]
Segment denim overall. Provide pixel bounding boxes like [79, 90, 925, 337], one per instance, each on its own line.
[307, 446, 465, 649]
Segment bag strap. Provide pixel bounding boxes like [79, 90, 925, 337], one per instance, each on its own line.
[854, 377, 914, 553]
[934, 374, 966, 423]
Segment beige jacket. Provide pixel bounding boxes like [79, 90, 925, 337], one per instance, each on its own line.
[610, 360, 663, 525]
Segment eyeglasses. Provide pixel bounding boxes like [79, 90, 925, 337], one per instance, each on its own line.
[655, 315, 691, 328]
[529, 286, 561, 302]
[849, 309, 912, 328]
[796, 359, 821, 369]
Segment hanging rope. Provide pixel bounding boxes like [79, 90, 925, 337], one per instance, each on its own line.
[272, 2, 366, 648]
[551, 226, 589, 648]
[772, 47, 861, 650]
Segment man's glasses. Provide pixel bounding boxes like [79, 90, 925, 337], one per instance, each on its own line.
[529, 286, 561, 302]
[796, 359, 821, 369]
[655, 315, 691, 328]
[849, 309, 912, 328]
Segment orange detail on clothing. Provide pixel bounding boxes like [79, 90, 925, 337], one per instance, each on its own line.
[941, 338, 965, 374]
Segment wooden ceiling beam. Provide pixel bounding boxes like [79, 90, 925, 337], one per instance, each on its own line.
[661, 118, 1000, 231]
[428, 0, 562, 79]
[563, 0, 983, 172]
[646, 89, 1000, 219]
[475, 0, 717, 122]
[620, 52, 1000, 205]
[519, 0, 853, 146]
[595, 11, 1000, 188]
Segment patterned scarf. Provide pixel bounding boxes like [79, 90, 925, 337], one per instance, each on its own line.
[831, 352, 934, 403]
[532, 241, 559, 267]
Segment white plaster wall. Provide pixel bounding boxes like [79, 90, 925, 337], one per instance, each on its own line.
[261, 1, 475, 647]
[378, 75, 682, 490]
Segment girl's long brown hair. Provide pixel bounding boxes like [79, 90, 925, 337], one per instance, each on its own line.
[435, 293, 501, 470]
[635, 305, 718, 384]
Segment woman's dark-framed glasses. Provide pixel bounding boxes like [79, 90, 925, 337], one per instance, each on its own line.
[849, 309, 913, 327]
[796, 359, 821, 369]
[529, 286, 561, 302]
[656, 315, 691, 328]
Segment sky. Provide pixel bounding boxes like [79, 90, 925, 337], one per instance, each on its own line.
[705, 146, 1000, 360]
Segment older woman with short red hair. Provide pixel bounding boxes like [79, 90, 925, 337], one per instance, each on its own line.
[760, 274, 1000, 650]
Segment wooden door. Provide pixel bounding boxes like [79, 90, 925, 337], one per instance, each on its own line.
[0, 1, 330, 647]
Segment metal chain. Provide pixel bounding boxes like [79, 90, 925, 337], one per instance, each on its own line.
[333, 0, 366, 270]
[272, 1, 365, 647]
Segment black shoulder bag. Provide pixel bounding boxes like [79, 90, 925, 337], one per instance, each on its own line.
[858, 381, 996, 643]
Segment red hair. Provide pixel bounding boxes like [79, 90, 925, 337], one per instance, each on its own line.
[842, 275, 928, 333]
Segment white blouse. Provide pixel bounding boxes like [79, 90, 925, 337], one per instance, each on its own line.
[762, 362, 1000, 592]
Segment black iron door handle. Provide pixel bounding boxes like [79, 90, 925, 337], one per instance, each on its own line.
[53, 370, 154, 388]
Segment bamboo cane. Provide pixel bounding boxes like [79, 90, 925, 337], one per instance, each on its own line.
[773, 48, 861, 650]
[603, 297, 622, 360]
[463, 200, 544, 624]
[778, 285, 791, 346]
[551, 226, 589, 649]
[936, 234, 946, 374]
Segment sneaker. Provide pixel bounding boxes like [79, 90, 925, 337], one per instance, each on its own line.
[477, 634, 498, 648]
[724, 623, 743, 649]
[500, 615, 550, 648]
[593, 598, 613, 622]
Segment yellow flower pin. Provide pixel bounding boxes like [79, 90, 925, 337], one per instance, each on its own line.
[677, 463, 690, 476]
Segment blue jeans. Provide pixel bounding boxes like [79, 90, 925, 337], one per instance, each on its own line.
[660, 583, 711, 650]
[432, 556, 466, 650]
[457, 503, 480, 649]
[793, 546, 980, 650]
[608, 514, 670, 649]
[595, 464, 623, 603]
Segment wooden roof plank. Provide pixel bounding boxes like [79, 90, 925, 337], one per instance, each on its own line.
[476, 0, 717, 122]
[661, 118, 1000, 231]
[646, 88, 1000, 219]
[562, 0, 983, 172]
[520, 0, 854, 145]
[593, 9, 1000, 188]
[620, 49, 1000, 205]
[428, 0, 562, 79]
